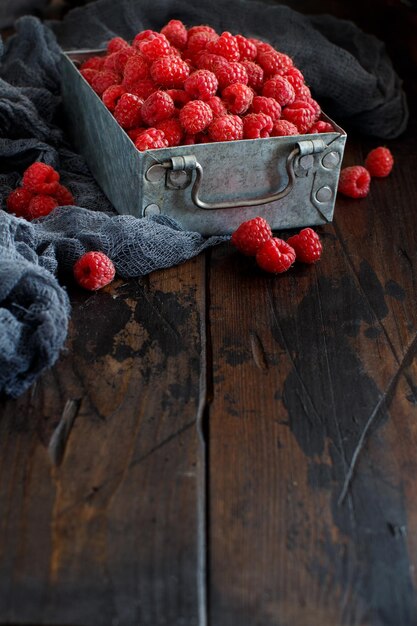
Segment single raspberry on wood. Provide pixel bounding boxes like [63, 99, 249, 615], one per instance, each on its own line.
[113, 93, 143, 129]
[262, 75, 295, 107]
[179, 100, 213, 134]
[6, 187, 34, 218]
[241, 61, 264, 92]
[251, 96, 281, 121]
[184, 69, 218, 100]
[134, 128, 169, 151]
[222, 83, 254, 115]
[338, 165, 371, 199]
[161, 19, 188, 50]
[243, 113, 273, 139]
[270, 119, 299, 136]
[365, 147, 394, 178]
[53, 184, 75, 206]
[27, 195, 58, 220]
[150, 55, 190, 88]
[141, 90, 175, 125]
[287, 228, 322, 263]
[22, 162, 59, 195]
[231, 217, 272, 256]
[256, 238, 296, 273]
[208, 114, 243, 142]
[73, 251, 116, 291]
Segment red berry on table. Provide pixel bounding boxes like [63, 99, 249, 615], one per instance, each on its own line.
[231, 217, 272, 256]
[243, 112, 273, 139]
[134, 128, 169, 151]
[256, 238, 296, 273]
[53, 184, 75, 206]
[179, 100, 213, 134]
[365, 147, 394, 178]
[73, 251, 116, 291]
[22, 162, 59, 195]
[222, 83, 254, 115]
[287, 228, 322, 263]
[27, 195, 58, 220]
[338, 165, 371, 199]
[6, 187, 34, 218]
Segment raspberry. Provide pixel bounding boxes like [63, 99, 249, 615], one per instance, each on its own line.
[215, 62, 248, 90]
[235, 35, 257, 61]
[262, 76, 295, 106]
[113, 47, 136, 74]
[123, 55, 150, 88]
[132, 30, 159, 47]
[128, 79, 157, 100]
[53, 184, 75, 206]
[150, 55, 190, 88]
[22, 162, 59, 195]
[155, 118, 183, 146]
[195, 52, 228, 73]
[184, 69, 218, 100]
[134, 128, 169, 151]
[102, 84, 125, 111]
[165, 88, 191, 108]
[243, 112, 273, 139]
[281, 99, 316, 133]
[80, 56, 104, 72]
[113, 93, 143, 129]
[91, 70, 120, 96]
[241, 60, 264, 92]
[309, 120, 334, 133]
[231, 217, 272, 256]
[188, 25, 217, 38]
[138, 34, 171, 61]
[338, 165, 371, 199]
[256, 238, 296, 274]
[270, 120, 299, 136]
[186, 31, 217, 60]
[6, 187, 33, 218]
[107, 37, 130, 54]
[287, 228, 322, 263]
[208, 114, 243, 142]
[183, 132, 209, 145]
[302, 96, 321, 123]
[27, 194, 58, 220]
[222, 83, 254, 115]
[283, 67, 305, 92]
[73, 251, 116, 291]
[179, 100, 213, 134]
[141, 91, 175, 125]
[206, 95, 227, 117]
[161, 19, 188, 50]
[297, 84, 311, 100]
[365, 147, 394, 178]
[257, 50, 293, 76]
[252, 40, 274, 55]
[127, 127, 147, 142]
[251, 96, 281, 121]
[80, 68, 97, 85]
[206, 31, 240, 62]
[103, 52, 121, 73]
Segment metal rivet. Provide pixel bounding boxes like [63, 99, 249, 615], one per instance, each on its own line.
[315, 186, 333, 203]
[299, 154, 314, 170]
[144, 203, 161, 216]
[169, 170, 188, 186]
[322, 151, 340, 169]
[145, 164, 167, 182]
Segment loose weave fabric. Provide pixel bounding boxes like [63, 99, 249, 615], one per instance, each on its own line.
[0, 1, 409, 397]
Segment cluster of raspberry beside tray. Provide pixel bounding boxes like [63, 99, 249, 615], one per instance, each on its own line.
[79, 20, 335, 151]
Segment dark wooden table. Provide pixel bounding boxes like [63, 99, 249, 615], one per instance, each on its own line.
[1, 116, 417, 625]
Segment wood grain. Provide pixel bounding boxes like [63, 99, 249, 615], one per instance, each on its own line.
[0, 257, 207, 626]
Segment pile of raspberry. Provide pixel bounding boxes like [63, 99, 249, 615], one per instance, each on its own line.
[231, 217, 322, 273]
[6, 162, 74, 220]
[79, 21, 334, 151]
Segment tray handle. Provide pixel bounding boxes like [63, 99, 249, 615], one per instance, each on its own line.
[156, 139, 326, 211]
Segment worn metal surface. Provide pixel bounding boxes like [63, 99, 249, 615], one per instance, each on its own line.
[60, 50, 347, 236]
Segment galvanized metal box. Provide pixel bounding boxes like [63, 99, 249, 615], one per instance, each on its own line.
[60, 49, 347, 236]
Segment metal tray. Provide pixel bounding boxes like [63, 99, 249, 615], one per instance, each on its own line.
[60, 49, 347, 236]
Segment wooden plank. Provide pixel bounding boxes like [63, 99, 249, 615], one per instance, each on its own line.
[208, 125, 417, 625]
[0, 257, 207, 626]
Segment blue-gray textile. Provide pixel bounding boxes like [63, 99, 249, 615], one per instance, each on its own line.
[0, 1, 409, 397]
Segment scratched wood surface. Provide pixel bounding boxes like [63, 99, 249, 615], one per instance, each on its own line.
[0, 258, 207, 626]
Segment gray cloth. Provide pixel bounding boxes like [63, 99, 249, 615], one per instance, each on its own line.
[0, 2, 409, 398]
